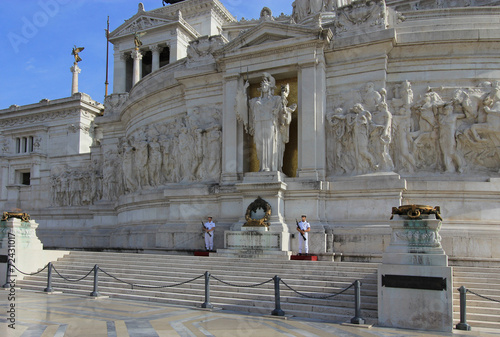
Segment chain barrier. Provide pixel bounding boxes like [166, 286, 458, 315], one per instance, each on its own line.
[99, 267, 204, 289]
[467, 289, 500, 304]
[9, 262, 49, 276]
[280, 279, 355, 299]
[52, 265, 94, 282]
[210, 275, 274, 288]
[7, 261, 363, 322]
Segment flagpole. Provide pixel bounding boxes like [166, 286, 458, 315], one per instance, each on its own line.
[105, 16, 110, 97]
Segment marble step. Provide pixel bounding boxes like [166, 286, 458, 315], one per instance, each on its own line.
[50, 262, 378, 283]
[20, 277, 378, 307]
[42, 266, 377, 291]
[58, 255, 379, 274]
[19, 282, 377, 322]
[18, 252, 378, 323]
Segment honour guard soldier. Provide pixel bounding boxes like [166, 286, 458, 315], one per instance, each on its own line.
[203, 216, 215, 251]
[296, 214, 310, 255]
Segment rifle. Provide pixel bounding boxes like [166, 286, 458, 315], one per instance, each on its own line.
[202, 221, 212, 237]
[296, 219, 307, 241]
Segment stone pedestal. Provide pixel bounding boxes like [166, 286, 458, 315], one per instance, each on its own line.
[377, 213, 453, 332]
[218, 172, 291, 258]
[0, 217, 68, 283]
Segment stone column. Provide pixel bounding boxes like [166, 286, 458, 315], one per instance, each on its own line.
[70, 63, 81, 95]
[297, 57, 326, 180]
[113, 50, 128, 93]
[131, 49, 143, 86]
[150, 45, 162, 72]
[221, 73, 241, 183]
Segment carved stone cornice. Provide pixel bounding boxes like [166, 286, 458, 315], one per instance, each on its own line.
[0, 109, 82, 128]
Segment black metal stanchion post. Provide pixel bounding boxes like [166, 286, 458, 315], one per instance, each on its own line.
[271, 275, 285, 316]
[90, 265, 100, 297]
[2, 260, 12, 289]
[44, 262, 53, 293]
[456, 286, 472, 331]
[350, 280, 365, 324]
[201, 271, 213, 309]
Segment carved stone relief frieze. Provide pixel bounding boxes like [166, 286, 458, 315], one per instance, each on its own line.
[326, 80, 500, 177]
[89, 105, 224, 199]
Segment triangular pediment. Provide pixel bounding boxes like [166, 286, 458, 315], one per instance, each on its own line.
[110, 13, 177, 39]
[221, 22, 323, 53]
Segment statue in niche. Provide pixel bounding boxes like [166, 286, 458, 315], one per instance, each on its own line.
[438, 104, 466, 173]
[235, 72, 297, 172]
[277, 84, 295, 171]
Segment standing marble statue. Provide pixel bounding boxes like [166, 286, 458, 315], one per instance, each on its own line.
[236, 73, 297, 172]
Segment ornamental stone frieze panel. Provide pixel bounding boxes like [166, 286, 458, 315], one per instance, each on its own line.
[186, 35, 225, 67]
[103, 93, 129, 116]
[326, 80, 500, 176]
[0, 109, 79, 128]
[333, 0, 389, 36]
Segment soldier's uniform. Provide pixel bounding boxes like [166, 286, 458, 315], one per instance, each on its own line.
[204, 218, 215, 251]
[297, 215, 310, 254]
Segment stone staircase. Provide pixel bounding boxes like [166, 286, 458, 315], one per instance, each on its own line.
[452, 265, 500, 330]
[16, 251, 500, 329]
[17, 251, 378, 324]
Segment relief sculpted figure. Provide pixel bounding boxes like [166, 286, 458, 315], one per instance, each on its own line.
[326, 108, 354, 174]
[371, 101, 394, 171]
[350, 103, 377, 173]
[134, 128, 150, 189]
[438, 104, 465, 173]
[236, 73, 296, 172]
[120, 137, 137, 193]
[178, 127, 197, 182]
[413, 92, 443, 169]
[148, 136, 163, 187]
[393, 107, 416, 173]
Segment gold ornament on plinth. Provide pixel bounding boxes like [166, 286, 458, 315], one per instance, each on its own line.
[2, 211, 31, 221]
[391, 205, 442, 221]
[243, 196, 271, 227]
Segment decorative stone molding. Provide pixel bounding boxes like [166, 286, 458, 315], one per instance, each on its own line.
[186, 35, 225, 67]
[334, 0, 388, 36]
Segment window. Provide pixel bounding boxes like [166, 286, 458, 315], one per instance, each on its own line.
[21, 172, 30, 185]
[15, 136, 34, 154]
[16, 170, 31, 186]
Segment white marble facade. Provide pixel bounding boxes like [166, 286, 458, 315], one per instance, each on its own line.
[2, 0, 500, 263]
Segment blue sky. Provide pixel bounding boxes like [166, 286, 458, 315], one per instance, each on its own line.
[0, 0, 294, 109]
